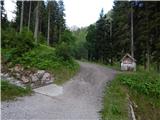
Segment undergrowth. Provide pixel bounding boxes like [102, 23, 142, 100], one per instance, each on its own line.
[3, 44, 79, 85]
[100, 77, 128, 120]
[1, 80, 32, 101]
[101, 71, 160, 120]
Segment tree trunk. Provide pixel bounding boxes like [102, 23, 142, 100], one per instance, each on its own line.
[146, 42, 150, 71]
[47, 8, 50, 46]
[28, 1, 31, 31]
[131, 4, 134, 58]
[110, 20, 113, 65]
[58, 27, 61, 42]
[146, 3, 150, 71]
[157, 62, 160, 72]
[20, 0, 24, 32]
[34, 1, 39, 44]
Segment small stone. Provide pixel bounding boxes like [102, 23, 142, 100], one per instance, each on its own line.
[0, 73, 4, 76]
[36, 70, 45, 79]
[21, 76, 30, 83]
[30, 74, 39, 82]
[8, 77, 14, 80]
[14, 64, 24, 72]
[41, 72, 53, 84]
[4, 73, 9, 77]
[45, 80, 53, 84]
[9, 68, 14, 72]
[16, 73, 21, 79]
[31, 83, 34, 88]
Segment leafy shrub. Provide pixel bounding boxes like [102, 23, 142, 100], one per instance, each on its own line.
[55, 42, 71, 61]
[1, 28, 35, 61]
[1, 28, 17, 48]
[13, 45, 60, 69]
[119, 72, 160, 98]
[1, 48, 18, 63]
[16, 28, 35, 53]
[38, 32, 47, 45]
[60, 30, 75, 44]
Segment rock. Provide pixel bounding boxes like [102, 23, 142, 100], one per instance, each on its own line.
[24, 70, 31, 75]
[36, 70, 45, 79]
[13, 80, 25, 88]
[16, 73, 21, 79]
[21, 76, 30, 84]
[4, 73, 9, 77]
[14, 64, 24, 72]
[41, 72, 54, 84]
[30, 83, 34, 88]
[30, 74, 39, 82]
[9, 68, 14, 72]
[8, 77, 14, 80]
[0, 73, 4, 76]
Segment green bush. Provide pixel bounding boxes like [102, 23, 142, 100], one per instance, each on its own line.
[1, 48, 18, 66]
[16, 28, 35, 54]
[119, 72, 160, 98]
[1, 28, 17, 48]
[38, 32, 47, 45]
[1, 28, 35, 61]
[55, 42, 71, 61]
[13, 45, 61, 69]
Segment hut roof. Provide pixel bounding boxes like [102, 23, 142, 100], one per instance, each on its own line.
[121, 53, 136, 62]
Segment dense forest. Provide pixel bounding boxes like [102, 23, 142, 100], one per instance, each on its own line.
[1, 1, 160, 72]
[1, 0, 79, 86]
[2, 0, 66, 45]
[85, 1, 160, 72]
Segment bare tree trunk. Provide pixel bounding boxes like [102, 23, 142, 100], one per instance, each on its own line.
[47, 8, 50, 46]
[146, 3, 150, 71]
[110, 20, 113, 65]
[20, 0, 24, 32]
[146, 38, 150, 71]
[131, 4, 134, 58]
[157, 62, 160, 72]
[34, 1, 39, 44]
[28, 1, 31, 31]
[58, 27, 61, 42]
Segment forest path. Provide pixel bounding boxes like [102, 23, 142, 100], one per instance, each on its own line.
[2, 61, 117, 120]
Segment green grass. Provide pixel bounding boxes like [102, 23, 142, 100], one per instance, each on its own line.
[119, 72, 160, 98]
[12, 44, 79, 85]
[53, 61, 79, 85]
[101, 71, 160, 120]
[100, 76, 129, 120]
[1, 80, 32, 101]
[119, 72, 160, 120]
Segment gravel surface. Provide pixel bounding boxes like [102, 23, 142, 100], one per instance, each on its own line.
[1, 61, 117, 120]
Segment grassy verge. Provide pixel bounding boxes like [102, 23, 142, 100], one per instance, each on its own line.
[101, 72, 160, 120]
[100, 76, 129, 120]
[53, 62, 79, 85]
[1, 80, 32, 101]
[119, 72, 160, 120]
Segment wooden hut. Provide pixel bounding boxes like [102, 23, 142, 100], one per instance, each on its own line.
[121, 53, 136, 71]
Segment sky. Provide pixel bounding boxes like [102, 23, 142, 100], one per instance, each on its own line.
[4, 0, 114, 28]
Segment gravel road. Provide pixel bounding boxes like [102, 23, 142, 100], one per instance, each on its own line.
[1, 61, 117, 120]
